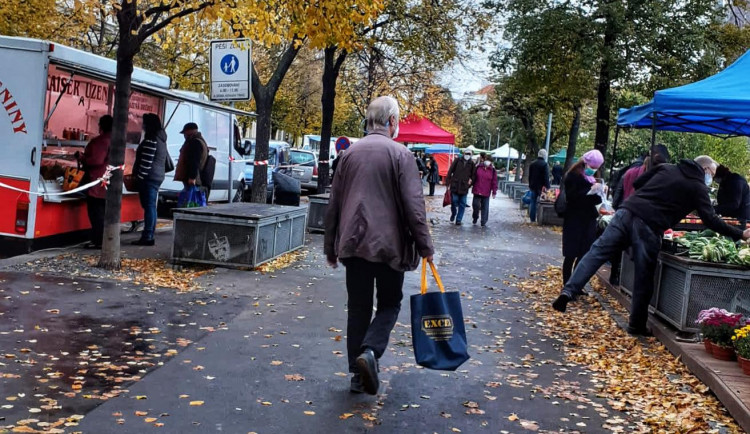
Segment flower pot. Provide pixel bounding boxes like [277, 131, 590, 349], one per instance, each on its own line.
[710, 342, 736, 361]
[739, 356, 750, 375]
[704, 339, 713, 354]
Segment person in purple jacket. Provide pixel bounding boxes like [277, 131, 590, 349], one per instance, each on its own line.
[471, 154, 498, 226]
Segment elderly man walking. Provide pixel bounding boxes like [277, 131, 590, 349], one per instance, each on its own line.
[325, 96, 435, 395]
[446, 149, 476, 225]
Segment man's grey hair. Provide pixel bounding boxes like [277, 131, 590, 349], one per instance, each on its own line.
[694, 155, 718, 171]
[538, 149, 548, 159]
[366, 96, 400, 130]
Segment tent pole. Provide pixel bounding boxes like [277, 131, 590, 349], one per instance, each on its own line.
[650, 113, 657, 156]
[609, 126, 620, 184]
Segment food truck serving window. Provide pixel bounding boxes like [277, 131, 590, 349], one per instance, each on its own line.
[41, 65, 164, 184]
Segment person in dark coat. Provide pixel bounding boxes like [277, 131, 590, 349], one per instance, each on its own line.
[554, 155, 750, 336]
[325, 96, 434, 395]
[714, 164, 750, 228]
[561, 150, 604, 285]
[174, 122, 208, 188]
[551, 161, 563, 185]
[425, 156, 440, 196]
[79, 115, 112, 249]
[132, 113, 168, 246]
[528, 149, 551, 223]
[446, 150, 475, 225]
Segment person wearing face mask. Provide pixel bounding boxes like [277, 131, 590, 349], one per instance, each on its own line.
[713, 164, 750, 229]
[325, 96, 434, 395]
[560, 150, 604, 285]
[553, 155, 750, 336]
[471, 155, 498, 226]
[446, 150, 476, 225]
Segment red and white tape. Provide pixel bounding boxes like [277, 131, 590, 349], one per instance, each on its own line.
[254, 160, 269, 166]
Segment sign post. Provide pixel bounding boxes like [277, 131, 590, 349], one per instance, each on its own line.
[210, 39, 251, 202]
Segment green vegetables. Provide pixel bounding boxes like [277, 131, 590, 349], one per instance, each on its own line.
[676, 232, 750, 266]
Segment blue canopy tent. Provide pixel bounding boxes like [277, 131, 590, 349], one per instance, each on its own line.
[612, 49, 750, 179]
[424, 144, 460, 155]
[617, 49, 750, 137]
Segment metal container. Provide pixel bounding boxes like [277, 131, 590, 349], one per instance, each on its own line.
[536, 203, 563, 226]
[307, 193, 329, 233]
[171, 203, 307, 268]
[513, 186, 529, 202]
[618, 250, 659, 310]
[654, 252, 750, 332]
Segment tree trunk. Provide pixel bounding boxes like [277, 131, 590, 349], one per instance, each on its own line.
[593, 12, 617, 159]
[250, 95, 271, 203]
[564, 104, 581, 171]
[98, 32, 136, 270]
[318, 47, 347, 194]
[520, 111, 538, 183]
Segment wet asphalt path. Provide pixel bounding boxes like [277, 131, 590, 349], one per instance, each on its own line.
[0, 187, 627, 433]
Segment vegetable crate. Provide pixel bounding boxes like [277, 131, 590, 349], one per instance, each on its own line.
[306, 193, 329, 233]
[171, 203, 307, 269]
[654, 252, 750, 333]
[618, 250, 659, 309]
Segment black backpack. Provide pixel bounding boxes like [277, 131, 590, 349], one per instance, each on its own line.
[200, 154, 216, 190]
[554, 179, 567, 217]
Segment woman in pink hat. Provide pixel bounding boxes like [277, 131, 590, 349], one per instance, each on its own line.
[560, 150, 604, 284]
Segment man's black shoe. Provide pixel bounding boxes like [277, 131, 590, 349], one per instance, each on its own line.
[472, 218, 478, 225]
[552, 294, 570, 312]
[131, 239, 155, 246]
[456, 221, 462, 226]
[350, 374, 364, 394]
[450, 214, 456, 222]
[626, 325, 653, 337]
[355, 349, 379, 395]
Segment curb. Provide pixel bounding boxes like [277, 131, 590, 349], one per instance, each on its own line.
[595, 268, 750, 432]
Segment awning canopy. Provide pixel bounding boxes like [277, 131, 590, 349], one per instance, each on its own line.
[395, 115, 456, 144]
[490, 143, 520, 159]
[425, 144, 460, 155]
[617, 49, 750, 137]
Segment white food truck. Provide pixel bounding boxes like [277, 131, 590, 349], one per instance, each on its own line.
[0, 36, 250, 252]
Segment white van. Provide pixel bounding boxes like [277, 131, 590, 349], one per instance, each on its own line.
[159, 92, 250, 203]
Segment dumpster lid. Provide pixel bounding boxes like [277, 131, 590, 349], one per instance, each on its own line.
[173, 203, 304, 219]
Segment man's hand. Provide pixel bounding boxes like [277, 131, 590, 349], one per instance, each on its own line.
[743, 228, 750, 241]
[327, 254, 338, 269]
[425, 255, 434, 264]
[188, 179, 196, 186]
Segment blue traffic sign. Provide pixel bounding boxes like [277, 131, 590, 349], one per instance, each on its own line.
[221, 54, 239, 75]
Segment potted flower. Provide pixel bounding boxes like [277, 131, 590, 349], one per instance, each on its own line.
[733, 325, 750, 374]
[696, 308, 745, 360]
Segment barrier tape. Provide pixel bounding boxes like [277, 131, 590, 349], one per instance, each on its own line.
[0, 165, 124, 196]
[254, 160, 269, 166]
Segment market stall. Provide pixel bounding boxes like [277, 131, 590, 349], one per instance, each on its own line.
[614, 49, 750, 333]
[395, 115, 456, 145]
[425, 144, 460, 178]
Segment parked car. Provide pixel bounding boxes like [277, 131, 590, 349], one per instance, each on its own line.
[283, 149, 318, 191]
[239, 139, 291, 202]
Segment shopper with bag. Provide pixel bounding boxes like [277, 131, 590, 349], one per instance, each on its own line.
[446, 150, 475, 225]
[131, 113, 170, 246]
[561, 150, 604, 285]
[79, 115, 112, 249]
[325, 96, 434, 395]
[174, 122, 208, 207]
[528, 149, 551, 223]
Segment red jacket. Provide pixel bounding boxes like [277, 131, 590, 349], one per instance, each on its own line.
[472, 164, 498, 197]
[81, 133, 110, 198]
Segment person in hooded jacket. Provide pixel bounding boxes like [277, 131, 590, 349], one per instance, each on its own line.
[471, 155, 497, 226]
[561, 150, 604, 284]
[553, 156, 750, 336]
[132, 113, 168, 246]
[425, 155, 440, 196]
[714, 164, 750, 228]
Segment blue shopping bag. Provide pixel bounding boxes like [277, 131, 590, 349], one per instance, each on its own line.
[522, 190, 532, 205]
[410, 259, 470, 371]
[177, 186, 207, 208]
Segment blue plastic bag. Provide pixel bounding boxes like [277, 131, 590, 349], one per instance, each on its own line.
[177, 186, 207, 208]
[410, 259, 470, 371]
[522, 190, 532, 205]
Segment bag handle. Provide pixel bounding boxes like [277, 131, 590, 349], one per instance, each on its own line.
[420, 258, 446, 295]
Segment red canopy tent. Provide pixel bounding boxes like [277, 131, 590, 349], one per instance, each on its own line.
[395, 115, 456, 144]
